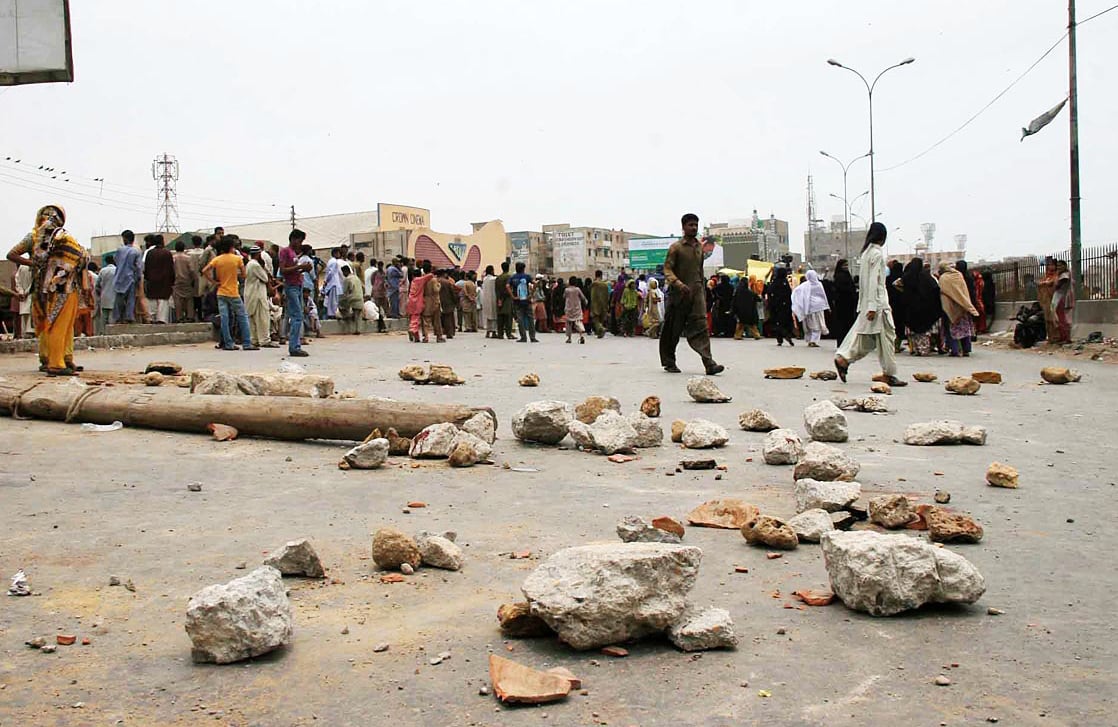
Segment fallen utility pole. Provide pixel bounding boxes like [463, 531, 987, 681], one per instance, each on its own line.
[0, 379, 493, 441]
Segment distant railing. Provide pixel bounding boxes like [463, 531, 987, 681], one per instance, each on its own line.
[986, 242, 1118, 301]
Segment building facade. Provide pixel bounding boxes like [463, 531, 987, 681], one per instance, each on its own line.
[507, 224, 655, 278]
[803, 218, 865, 275]
[707, 211, 789, 268]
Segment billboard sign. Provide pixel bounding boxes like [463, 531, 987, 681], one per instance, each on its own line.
[377, 203, 429, 230]
[628, 237, 676, 269]
[508, 231, 530, 265]
[552, 230, 586, 273]
[0, 0, 73, 86]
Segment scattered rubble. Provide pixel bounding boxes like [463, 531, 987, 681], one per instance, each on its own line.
[640, 396, 661, 418]
[803, 400, 849, 443]
[920, 506, 984, 543]
[7, 569, 30, 596]
[792, 589, 835, 606]
[986, 462, 1019, 488]
[738, 409, 779, 432]
[342, 438, 389, 469]
[762, 429, 804, 465]
[793, 442, 860, 481]
[512, 401, 574, 445]
[971, 371, 1002, 384]
[934, 490, 951, 504]
[518, 373, 540, 387]
[741, 515, 799, 550]
[617, 515, 683, 544]
[185, 566, 293, 664]
[794, 479, 862, 513]
[1040, 367, 1081, 385]
[869, 382, 892, 395]
[521, 543, 701, 650]
[371, 528, 422, 570]
[187, 482, 203, 492]
[652, 516, 685, 538]
[687, 499, 760, 529]
[868, 495, 916, 529]
[574, 395, 622, 424]
[207, 423, 238, 441]
[671, 419, 686, 443]
[489, 654, 571, 704]
[398, 364, 427, 382]
[810, 370, 838, 381]
[788, 509, 835, 542]
[143, 371, 164, 386]
[415, 533, 464, 570]
[448, 430, 493, 467]
[667, 606, 738, 651]
[498, 602, 555, 637]
[410, 422, 461, 459]
[945, 377, 981, 395]
[262, 538, 326, 577]
[687, 377, 732, 403]
[145, 361, 182, 375]
[192, 370, 334, 397]
[830, 511, 857, 530]
[912, 372, 938, 383]
[832, 396, 890, 413]
[681, 419, 729, 449]
[903, 421, 988, 446]
[764, 367, 805, 379]
[821, 531, 986, 616]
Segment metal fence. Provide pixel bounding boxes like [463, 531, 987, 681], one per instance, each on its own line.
[986, 242, 1118, 302]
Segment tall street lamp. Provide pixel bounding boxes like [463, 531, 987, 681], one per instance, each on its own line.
[820, 150, 870, 259]
[826, 57, 915, 224]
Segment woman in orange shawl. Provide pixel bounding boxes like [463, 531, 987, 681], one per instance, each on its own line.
[6, 205, 90, 375]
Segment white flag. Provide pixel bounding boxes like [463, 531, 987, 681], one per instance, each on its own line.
[1021, 98, 1067, 141]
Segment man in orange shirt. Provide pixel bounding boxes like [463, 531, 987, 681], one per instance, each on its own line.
[203, 238, 258, 351]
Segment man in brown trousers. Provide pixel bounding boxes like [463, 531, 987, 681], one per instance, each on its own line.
[420, 260, 445, 343]
[659, 213, 724, 375]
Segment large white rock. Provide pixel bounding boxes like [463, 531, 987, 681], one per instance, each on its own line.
[793, 442, 860, 481]
[738, 409, 779, 432]
[794, 479, 862, 513]
[616, 515, 682, 544]
[409, 422, 461, 459]
[821, 531, 986, 616]
[903, 420, 988, 446]
[415, 533, 465, 570]
[262, 538, 325, 577]
[185, 566, 294, 664]
[687, 377, 731, 403]
[450, 430, 493, 462]
[521, 543, 702, 650]
[571, 410, 640, 455]
[461, 411, 497, 444]
[512, 401, 573, 445]
[626, 412, 664, 448]
[787, 508, 835, 543]
[667, 606, 738, 651]
[343, 438, 389, 469]
[762, 428, 804, 465]
[681, 419, 729, 449]
[803, 400, 849, 443]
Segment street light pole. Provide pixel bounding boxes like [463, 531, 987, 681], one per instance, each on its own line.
[827, 57, 915, 223]
[820, 151, 870, 260]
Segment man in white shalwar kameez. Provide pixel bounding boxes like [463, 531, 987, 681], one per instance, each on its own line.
[323, 248, 343, 319]
[834, 223, 906, 386]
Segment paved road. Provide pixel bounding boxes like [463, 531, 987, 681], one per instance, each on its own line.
[0, 331, 1112, 726]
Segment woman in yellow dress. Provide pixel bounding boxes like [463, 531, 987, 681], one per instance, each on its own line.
[6, 205, 90, 375]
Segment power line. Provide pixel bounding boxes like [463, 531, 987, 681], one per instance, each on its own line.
[879, 2, 1118, 173]
[879, 32, 1067, 172]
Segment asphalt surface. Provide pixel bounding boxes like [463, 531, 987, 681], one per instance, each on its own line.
[0, 329, 1113, 726]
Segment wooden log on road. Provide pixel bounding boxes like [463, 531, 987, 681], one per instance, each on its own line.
[0, 379, 493, 441]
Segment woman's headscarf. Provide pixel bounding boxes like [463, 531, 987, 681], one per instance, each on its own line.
[901, 257, 941, 333]
[791, 269, 830, 320]
[955, 260, 977, 306]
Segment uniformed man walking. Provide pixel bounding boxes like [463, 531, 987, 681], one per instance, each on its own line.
[659, 213, 724, 375]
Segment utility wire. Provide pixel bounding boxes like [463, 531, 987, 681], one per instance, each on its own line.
[879, 2, 1118, 172]
[878, 32, 1067, 172]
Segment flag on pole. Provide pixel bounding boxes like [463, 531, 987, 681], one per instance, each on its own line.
[1020, 98, 1068, 141]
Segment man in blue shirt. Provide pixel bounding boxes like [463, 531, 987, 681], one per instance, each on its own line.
[507, 261, 538, 343]
[386, 258, 403, 317]
[112, 230, 142, 323]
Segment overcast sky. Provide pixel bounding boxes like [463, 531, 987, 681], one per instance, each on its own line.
[1, 1, 1114, 261]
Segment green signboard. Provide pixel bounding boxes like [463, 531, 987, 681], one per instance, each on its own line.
[629, 248, 667, 268]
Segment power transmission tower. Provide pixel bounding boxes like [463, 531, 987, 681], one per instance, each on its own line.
[152, 153, 180, 232]
[806, 174, 824, 265]
[290, 205, 296, 230]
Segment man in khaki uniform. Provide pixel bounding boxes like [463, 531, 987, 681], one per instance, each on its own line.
[659, 213, 724, 375]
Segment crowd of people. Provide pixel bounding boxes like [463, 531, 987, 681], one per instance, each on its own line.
[4, 204, 1078, 376]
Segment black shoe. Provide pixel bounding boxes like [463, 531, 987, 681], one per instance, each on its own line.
[289, 350, 310, 357]
[664, 365, 682, 373]
[705, 363, 725, 375]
